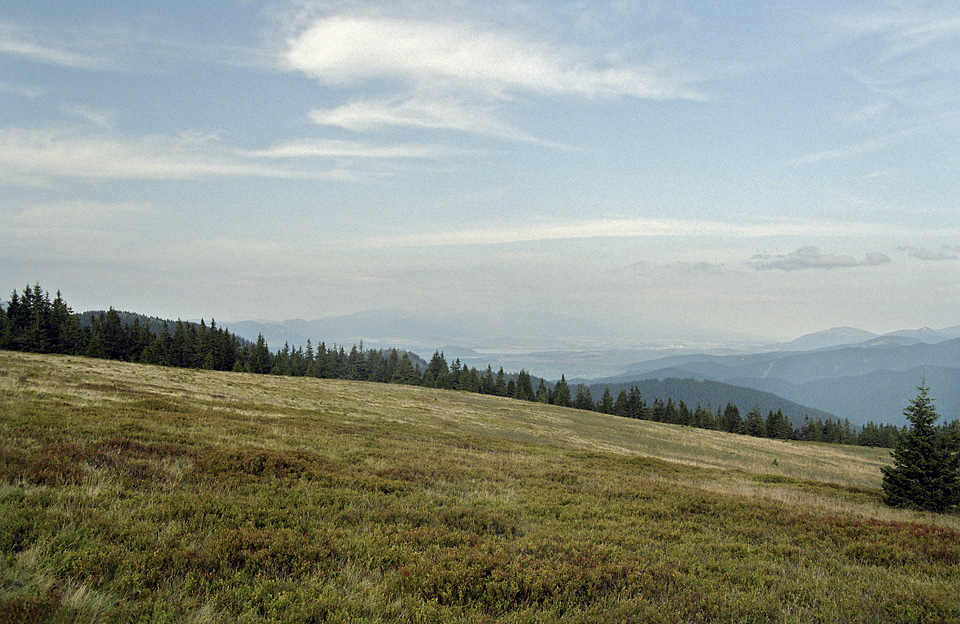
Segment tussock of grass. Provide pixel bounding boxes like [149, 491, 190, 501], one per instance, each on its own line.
[1, 351, 958, 623]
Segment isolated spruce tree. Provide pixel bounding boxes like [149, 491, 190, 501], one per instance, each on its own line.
[881, 383, 960, 513]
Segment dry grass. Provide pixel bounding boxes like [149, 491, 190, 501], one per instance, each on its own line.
[3, 350, 960, 624]
[0, 351, 931, 524]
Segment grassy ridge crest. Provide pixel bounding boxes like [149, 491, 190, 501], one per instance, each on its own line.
[1, 351, 958, 623]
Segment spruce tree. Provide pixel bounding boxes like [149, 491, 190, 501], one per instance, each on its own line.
[553, 375, 571, 407]
[881, 383, 960, 513]
[0, 303, 10, 350]
[536, 379, 550, 403]
[744, 407, 766, 437]
[573, 384, 594, 411]
[515, 370, 534, 401]
[598, 388, 614, 414]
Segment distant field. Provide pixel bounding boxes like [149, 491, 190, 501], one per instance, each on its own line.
[1, 351, 958, 623]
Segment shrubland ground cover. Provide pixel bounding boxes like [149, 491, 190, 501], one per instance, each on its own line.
[1, 351, 958, 623]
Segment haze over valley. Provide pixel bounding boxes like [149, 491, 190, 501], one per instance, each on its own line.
[220, 311, 960, 428]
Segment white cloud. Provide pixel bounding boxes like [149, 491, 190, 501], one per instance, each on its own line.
[247, 138, 468, 159]
[284, 15, 700, 99]
[358, 218, 902, 249]
[0, 124, 484, 185]
[0, 127, 328, 183]
[309, 96, 540, 141]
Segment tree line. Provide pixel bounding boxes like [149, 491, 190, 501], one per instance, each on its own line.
[3, 284, 939, 449]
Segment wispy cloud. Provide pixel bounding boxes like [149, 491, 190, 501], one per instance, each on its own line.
[0, 24, 102, 68]
[60, 105, 116, 130]
[900, 246, 959, 261]
[0, 79, 45, 98]
[0, 128, 298, 183]
[625, 259, 729, 276]
[246, 138, 470, 159]
[0, 124, 478, 186]
[358, 218, 903, 249]
[791, 137, 887, 165]
[828, 3, 960, 56]
[749, 246, 891, 271]
[309, 96, 541, 142]
[1, 18, 276, 75]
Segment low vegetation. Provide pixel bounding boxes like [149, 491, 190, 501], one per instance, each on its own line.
[2, 351, 959, 623]
[2, 284, 915, 449]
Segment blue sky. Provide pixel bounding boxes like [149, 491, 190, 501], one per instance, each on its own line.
[2, 0, 959, 342]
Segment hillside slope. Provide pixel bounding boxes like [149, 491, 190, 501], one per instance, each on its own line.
[1, 351, 958, 623]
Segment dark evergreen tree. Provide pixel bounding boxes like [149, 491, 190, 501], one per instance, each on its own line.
[515, 370, 535, 401]
[426, 351, 448, 383]
[573, 384, 594, 411]
[272, 342, 292, 375]
[598, 388, 614, 414]
[613, 389, 629, 417]
[248, 334, 272, 374]
[458, 365, 478, 392]
[552, 375, 571, 407]
[494, 367, 507, 397]
[346, 344, 365, 380]
[366, 349, 388, 383]
[391, 352, 421, 385]
[664, 398, 679, 424]
[694, 404, 716, 430]
[0, 303, 11, 350]
[881, 383, 960, 513]
[102, 308, 126, 360]
[536, 379, 550, 403]
[626, 387, 646, 420]
[721, 403, 742, 433]
[765, 409, 793, 440]
[84, 326, 106, 359]
[481, 365, 495, 395]
[744, 407, 766, 438]
[448, 359, 462, 390]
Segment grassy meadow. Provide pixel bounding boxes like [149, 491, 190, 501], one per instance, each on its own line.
[1, 351, 958, 623]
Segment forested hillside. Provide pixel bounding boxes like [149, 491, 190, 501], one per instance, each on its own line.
[0, 284, 920, 448]
[589, 377, 837, 427]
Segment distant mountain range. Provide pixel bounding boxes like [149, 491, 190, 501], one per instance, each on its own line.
[226, 309, 623, 352]
[776, 325, 960, 351]
[223, 310, 770, 379]
[603, 335, 960, 427]
[224, 310, 960, 427]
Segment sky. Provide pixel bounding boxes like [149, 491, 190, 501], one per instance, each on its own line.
[2, 0, 960, 343]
